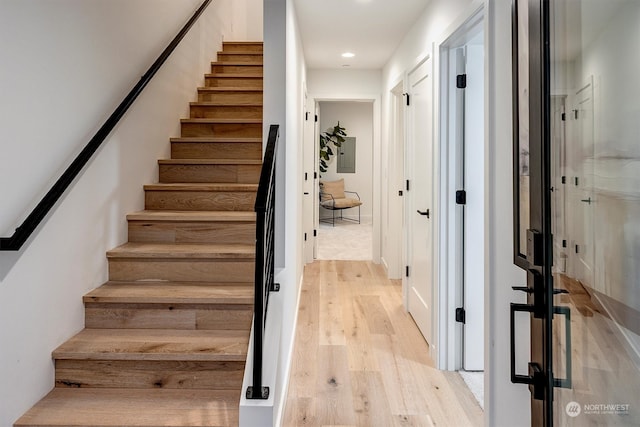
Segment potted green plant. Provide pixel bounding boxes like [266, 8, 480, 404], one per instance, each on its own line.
[319, 122, 347, 174]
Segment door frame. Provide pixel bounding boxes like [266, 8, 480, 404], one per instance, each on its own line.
[384, 79, 407, 281]
[302, 89, 316, 264]
[511, 0, 554, 423]
[435, 3, 486, 371]
[304, 94, 382, 264]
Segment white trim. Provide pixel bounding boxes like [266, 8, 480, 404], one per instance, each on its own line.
[274, 273, 305, 427]
[308, 93, 382, 265]
[433, 2, 486, 371]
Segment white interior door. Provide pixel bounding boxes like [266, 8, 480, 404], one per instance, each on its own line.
[569, 77, 595, 287]
[302, 93, 315, 264]
[388, 82, 406, 280]
[407, 57, 434, 346]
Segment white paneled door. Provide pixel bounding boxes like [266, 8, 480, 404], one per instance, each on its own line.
[406, 56, 434, 346]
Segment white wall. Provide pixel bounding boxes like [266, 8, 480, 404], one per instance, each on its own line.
[308, 69, 382, 96]
[262, 0, 307, 424]
[380, 0, 531, 425]
[318, 101, 374, 220]
[0, 1, 259, 425]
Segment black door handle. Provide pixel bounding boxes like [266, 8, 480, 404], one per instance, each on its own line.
[417, 209, 430, 218]
[553, 305, 572, 389]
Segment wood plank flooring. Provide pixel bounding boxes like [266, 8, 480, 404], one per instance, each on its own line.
[283, 260, 484, 427]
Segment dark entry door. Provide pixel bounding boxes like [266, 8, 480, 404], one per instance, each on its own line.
[512, 0, 640, 425]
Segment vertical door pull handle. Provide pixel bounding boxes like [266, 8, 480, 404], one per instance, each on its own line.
[553, 305, 572, 389]
[510, 302, 546, 400]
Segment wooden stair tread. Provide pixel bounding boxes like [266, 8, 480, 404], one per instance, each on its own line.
[107, 243, 255, 259]
[126, 210, 256, 222]
[144, 183, 258, 191]
[189, 101, 263, 107]
[180, 118, 262, 124]
[217, 52, 262, 55]
[84, 281, 253, 305]
[210, 61, 263, 66]
[197, 87, 262, 92]
[170, 136, 262, 143]
[53, 329, 248, 361]
[158, 159, 261, 165]
[15, 388, 239, 426]
[204, 73, 263, 78]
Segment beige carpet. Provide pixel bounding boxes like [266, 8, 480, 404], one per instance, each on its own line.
[316, 219, 372, 260]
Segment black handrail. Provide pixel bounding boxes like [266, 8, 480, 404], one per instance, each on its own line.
[246, 124, 280, 400]
[0, 0, 213, 251]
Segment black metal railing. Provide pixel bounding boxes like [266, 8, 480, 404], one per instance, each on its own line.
[0, 0, 213, 251]
[246, 124, 280, 400]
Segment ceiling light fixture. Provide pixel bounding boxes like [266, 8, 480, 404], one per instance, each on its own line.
[341, 52, 355, 58]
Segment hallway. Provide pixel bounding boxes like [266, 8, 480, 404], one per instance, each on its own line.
[283, 260, 483, 426]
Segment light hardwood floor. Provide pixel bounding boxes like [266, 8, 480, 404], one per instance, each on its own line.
[283, 260, 484, 427]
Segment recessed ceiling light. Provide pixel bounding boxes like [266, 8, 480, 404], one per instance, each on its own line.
[341, 52, 355, 58]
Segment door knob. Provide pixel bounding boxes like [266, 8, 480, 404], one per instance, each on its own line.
[580, 197, 592, 204]
[417, 209, 430, 218]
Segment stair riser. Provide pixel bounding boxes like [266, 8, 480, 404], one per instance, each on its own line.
[181, 122, 262, 138]
[145, 190, 256, 211]
[205, 77, 263, 88]
[197, 91, 262, 104]
[85, 304, 253, 330]
[128, 221, 255, 244]
[211, 64, 263, 74]
[216, 53, 263, 63]
[190, 105, 262, 119]
[159, 164, 261, 184]
[108, 259, 255, 282]
[222, 42, 263, 52]
[171, 142, 262, 160]
[55, 360, 244, 390]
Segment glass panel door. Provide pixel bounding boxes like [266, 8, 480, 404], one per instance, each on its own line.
[549, 0, 640, 424]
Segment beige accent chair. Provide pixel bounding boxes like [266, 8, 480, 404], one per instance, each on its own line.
[319, 179, 362, 226]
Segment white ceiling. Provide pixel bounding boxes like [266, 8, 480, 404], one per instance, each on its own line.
[293, 0, 431, 69]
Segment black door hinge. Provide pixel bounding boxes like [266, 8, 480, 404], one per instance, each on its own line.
[305, 112, 309, 121]
[561, 112, 566, 121]
[304, 233, 307, 241]
[561, 176, 566, 184]
[398, 190, 403, 196]
[403, 93, 410, 106]
[456, 74, 467, 89]
[406, 180, 410, 191]
[305, 172, 308, 181]
[562, 239, 567, 248]
[315, 115, 318, 122]
[313, 229, 317, 237]
[405, 266, 410, 277]
[455, 307, 466, 323]
[456, 190, 466, 205]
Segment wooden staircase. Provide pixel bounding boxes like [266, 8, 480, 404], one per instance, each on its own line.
[15, 41, 263, 427]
